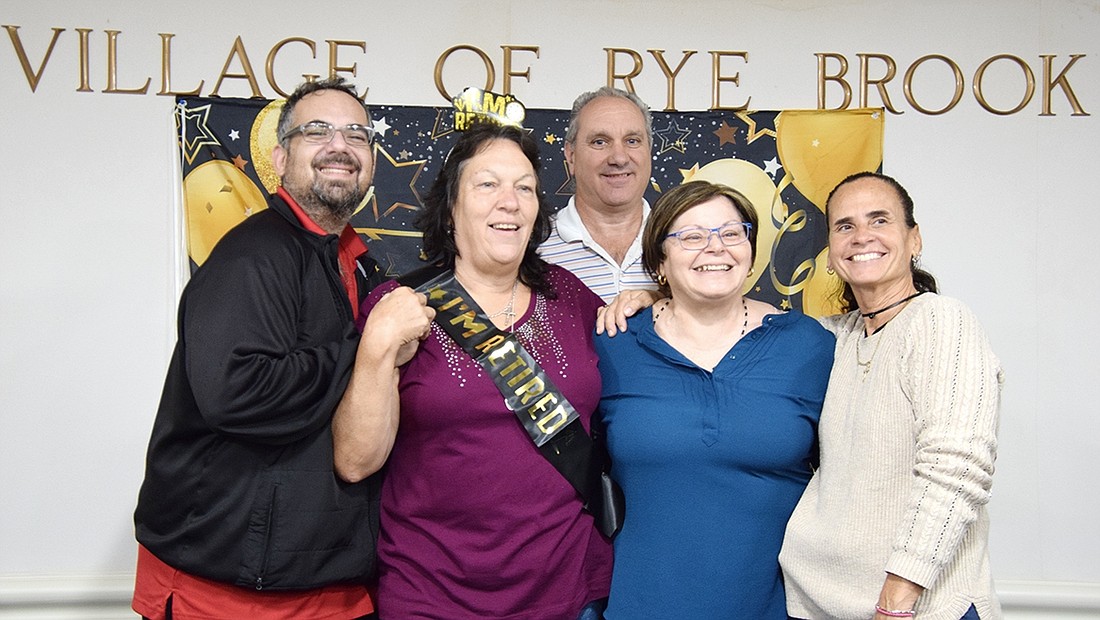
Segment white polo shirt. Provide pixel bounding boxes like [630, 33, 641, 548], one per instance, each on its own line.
[538, 197, 656, 303]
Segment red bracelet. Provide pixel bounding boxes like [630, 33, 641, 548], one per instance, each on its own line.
[875, 604, 916, 617]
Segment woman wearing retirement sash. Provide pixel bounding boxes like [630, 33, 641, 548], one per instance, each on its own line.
[332, 121, 611, 619]
[594, 180, 834, 619]
[779, 173, 1003, 620]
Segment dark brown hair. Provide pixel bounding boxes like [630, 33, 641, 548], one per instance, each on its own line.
[416, 123, 555, 296]
[825, 171, 938, 312]
[642, 180, 760, 297]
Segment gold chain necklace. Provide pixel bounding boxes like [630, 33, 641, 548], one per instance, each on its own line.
[855, 330, 884, 378]
[854, 291, 923, 378]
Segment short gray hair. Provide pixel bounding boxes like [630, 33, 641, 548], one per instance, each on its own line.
[276, 76, 370, 148]
[564, 86, 653, 145]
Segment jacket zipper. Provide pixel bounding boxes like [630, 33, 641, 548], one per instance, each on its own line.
[255, 486, 277, 590]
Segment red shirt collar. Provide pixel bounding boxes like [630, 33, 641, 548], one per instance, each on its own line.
[279, 186, 331, 236]
[277, 186, 368, 253]
[276, 187, 370, 319]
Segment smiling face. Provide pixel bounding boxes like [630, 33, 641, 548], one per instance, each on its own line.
[451, 139, 540, 278]
[827, 176, 922, 300]
[271, 88, 375, 228]
[564, 96, 652, 216]
[660, 196, 753, 305]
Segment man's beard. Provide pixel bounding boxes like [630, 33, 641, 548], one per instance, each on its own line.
[304, 177, 366, 222]
[289, 153, 368, 226]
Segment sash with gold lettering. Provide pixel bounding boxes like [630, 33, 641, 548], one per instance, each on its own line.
[400, 265, 623, 538]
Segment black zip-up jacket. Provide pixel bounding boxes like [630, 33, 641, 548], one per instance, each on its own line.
[135, 193, 387, 590]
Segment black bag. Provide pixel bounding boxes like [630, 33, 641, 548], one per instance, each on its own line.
[591, 415, 625, 539]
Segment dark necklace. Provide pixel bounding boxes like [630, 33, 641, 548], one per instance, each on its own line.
[653, 298, 750, 337]
[859, 291, 925, 319]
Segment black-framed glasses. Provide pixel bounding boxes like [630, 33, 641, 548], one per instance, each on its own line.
[665, 222, 753, 250]
[280, 121, 376, 147]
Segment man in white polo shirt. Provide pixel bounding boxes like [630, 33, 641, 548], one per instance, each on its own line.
[540, 87, 657, 303]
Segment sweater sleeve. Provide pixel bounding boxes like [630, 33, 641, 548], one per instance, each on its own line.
[817, 311, 854, 336]
[885, 297, 1003, 588]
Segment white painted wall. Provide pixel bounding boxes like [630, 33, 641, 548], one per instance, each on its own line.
[1, 0, 1098, 616]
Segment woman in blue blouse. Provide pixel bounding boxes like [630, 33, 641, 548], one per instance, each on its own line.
[595, 180, 834, 618]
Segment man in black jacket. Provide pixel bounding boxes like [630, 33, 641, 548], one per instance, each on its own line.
[132, 78, 433, 620]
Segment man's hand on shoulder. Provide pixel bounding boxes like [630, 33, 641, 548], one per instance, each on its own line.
[596, 289, 661, 336]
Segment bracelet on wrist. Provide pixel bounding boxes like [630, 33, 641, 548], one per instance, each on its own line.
[875, 604, 916, 617]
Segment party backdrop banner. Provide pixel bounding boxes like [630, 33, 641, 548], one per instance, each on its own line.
[176, 97, 883, 316]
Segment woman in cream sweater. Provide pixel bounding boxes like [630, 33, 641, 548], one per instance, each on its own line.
[779, 172, 1004, 620]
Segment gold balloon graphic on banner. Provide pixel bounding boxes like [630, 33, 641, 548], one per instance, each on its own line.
[801, 247, 844, 317]
[247, 98, 374, 217]
[251, 100, 284, 193]
[682, 158, 780, 296]
[183, 161, 268, 266]
[775, 108, 883, 211]
[766, 108, 883, 315]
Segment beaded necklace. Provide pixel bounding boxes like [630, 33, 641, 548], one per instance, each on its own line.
[652, 298, 749, 337]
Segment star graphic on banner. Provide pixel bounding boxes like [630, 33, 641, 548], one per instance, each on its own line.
[555, 159, 576, 197]
[232, 154, 248, 171]
[655, 120, 692, 155]
[372, 116, 392, 137]
[544, 133, 560, 145]
[735, 110, 777, 144]
[430, 109, 456, 140]
[812, 139, 821, 147]
[375, 251, 416, 278]
[780, 298, 792, 310]
[228, 129, 240, 141]
[713, 120, 738, 146]
[176, 103, 221, 164]
[383, 253, 403, 277]
[678, 162, 702, 182]
[398, 149, 411, 160]
[369, 143, 427, 220]
[763, 156, 782, 178]
[356, 227, 424, 242]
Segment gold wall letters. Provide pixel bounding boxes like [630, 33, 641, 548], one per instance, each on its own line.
[817, 52, 1089, 116]
[0, 24, 1088, 117]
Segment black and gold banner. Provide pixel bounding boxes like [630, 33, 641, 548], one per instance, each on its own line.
[177, 97, 882, 316]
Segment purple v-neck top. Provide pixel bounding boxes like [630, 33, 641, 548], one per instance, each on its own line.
[361, 265, 611, 619]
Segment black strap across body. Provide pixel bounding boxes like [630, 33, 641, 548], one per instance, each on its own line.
[398, 265, 624, 539]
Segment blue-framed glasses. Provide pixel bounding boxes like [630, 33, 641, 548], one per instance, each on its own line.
[280, 121, 376, 147]
[665, 222, 753, 250]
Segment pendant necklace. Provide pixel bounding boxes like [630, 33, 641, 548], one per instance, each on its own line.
[855, 331, 884, 378]
[485, 280, 519, 331]
[854, 291, 924, 378]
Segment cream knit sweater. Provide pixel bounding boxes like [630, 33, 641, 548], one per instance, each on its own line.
[779, 294, 1003, 620]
